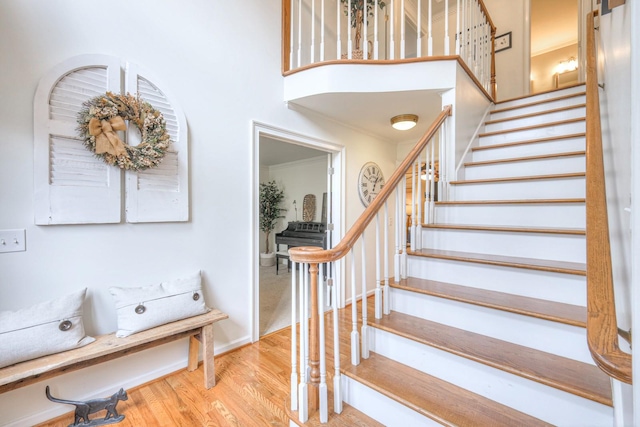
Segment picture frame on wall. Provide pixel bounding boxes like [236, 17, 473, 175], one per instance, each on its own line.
[495, 32, 512, 53]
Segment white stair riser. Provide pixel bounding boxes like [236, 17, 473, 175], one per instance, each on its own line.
[464, 155, 585, 180]
[471, 136, 585, 162]
[434, 202, 585, 228]
[490, 95, 586, 121]
[390, 288, 591, 363]
[341, 376, 438, 427]
[495, 85, 585, 110]
[370, 329, 612, 426]
[407, 255, 586, 306]
[485, 107, 585, 133]
[420, 228, 585, 263]
[450, 176, 585, 200]
[479, 121, 586, 146]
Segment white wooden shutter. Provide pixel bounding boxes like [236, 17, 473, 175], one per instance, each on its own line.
[34, 55, 122, 225]
[124, 62, 189, 223]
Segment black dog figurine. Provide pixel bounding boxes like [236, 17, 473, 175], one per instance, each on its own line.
[46, 386, 127, 426]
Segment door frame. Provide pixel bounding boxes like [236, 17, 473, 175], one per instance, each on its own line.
[251, 121, 345, 343]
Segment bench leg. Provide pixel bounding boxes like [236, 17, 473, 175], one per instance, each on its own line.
[202, 324, 215, 388]
[188, 335, 199, 372]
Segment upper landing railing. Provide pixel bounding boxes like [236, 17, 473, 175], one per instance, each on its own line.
[282, 0, 496, 99]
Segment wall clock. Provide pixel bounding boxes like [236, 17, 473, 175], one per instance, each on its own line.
[358, 162, 385, 206]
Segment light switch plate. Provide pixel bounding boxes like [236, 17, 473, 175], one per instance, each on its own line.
[0, 229, 26, 253]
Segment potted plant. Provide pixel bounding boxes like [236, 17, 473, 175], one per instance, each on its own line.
[340, 0, 386, 54]
[259, 180, 286, 267]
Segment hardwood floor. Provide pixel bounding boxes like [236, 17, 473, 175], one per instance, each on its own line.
[36, 300, 379, 427]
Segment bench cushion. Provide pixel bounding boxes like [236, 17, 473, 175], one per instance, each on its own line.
[110, 271, 209, 337]
[0, 288, 94, 369]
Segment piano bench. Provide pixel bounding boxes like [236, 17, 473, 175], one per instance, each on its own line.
[276, 251, 291, 274]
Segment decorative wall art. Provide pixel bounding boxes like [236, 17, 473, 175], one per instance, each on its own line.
[302, 194, 316, 221]
[33, 54, 189, 225]
[495, 32, 512, 53]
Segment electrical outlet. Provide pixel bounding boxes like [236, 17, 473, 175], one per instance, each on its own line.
[0, 229, 26, 253]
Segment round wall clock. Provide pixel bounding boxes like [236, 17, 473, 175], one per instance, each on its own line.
[358, 162, 385, 206]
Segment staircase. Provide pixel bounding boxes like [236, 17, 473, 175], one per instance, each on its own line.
[340, 84, 615, 426]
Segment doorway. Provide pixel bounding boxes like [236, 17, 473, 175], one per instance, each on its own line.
[529, 0, 580, 94]
[252, 122, 344, 342]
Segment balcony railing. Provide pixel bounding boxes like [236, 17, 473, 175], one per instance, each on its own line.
[282, 0, 496, 99]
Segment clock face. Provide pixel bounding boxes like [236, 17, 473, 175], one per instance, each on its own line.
[358, 162, 385, 206]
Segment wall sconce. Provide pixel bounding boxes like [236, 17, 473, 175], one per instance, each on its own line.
[391, 114, 419, 131]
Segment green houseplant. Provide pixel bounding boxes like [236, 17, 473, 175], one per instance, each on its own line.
[259, 180, 286, 266]
[341, 0, 386, 51]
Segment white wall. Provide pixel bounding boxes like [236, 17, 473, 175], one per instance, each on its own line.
[0, 1, 397, 424]
[597, 4, 634, 425]
[483, 0, 530, 100]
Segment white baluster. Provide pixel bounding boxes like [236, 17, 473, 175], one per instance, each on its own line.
[363, 0, 368, 60]
[331, 263, 343, 414]
[416, 155, 423, 250]
[374, 0, 379, 59]
[401, 175, 408, 279]
[311, 0, 315, 63]
[410, 160, 416, 252]
[348, 0, 353, 59]
[290, 0, 295, 70]
[400, 0, 406, 59]
[297, 262, 308, 422]
[417, 0, 422, 57]
[428, 0, 433, 56]
[361, 232, 370, 359]
[424, 142, 430, 224]
[444, 0, 450, 55]
[337, 0, 342, 59]
[318, 266, 328, 423]
[350, 248, 360, 365]
[394, 185, 401, 283]
[390, 0, 395, 59]
[456, 0, 461, 55]
[384, 201, 390, 315]
[297, 0, 302, 68]
[290, 261, 298, 410]
[430, 137, 436, 220]
[320, 0, 325, 62]
[375, 212, 382, 319]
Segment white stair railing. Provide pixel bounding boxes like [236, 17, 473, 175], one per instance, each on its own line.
[288, 105, 452, 422]
[283, 0, 496, 98]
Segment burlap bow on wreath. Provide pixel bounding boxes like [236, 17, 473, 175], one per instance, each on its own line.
[77, 92, 171, 171]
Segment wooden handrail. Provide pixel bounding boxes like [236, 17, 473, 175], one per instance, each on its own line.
[585, 10, 632, 384]
[290, 105, 452, 264]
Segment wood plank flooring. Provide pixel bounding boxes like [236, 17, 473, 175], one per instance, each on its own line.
[36, 301, 379, 427]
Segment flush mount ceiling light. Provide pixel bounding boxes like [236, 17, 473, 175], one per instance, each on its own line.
[390, 114, 419, 131]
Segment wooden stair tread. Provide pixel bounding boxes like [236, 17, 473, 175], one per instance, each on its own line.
[486, 104, 586, 125]
[450, 172, 585, 185]
[391, 277, 586, 327]
[494, 85, 585, 108]
[424, 223, 585, 235]
[408, 248, 586, 276]
[479, 117, 585, 138]
[370, 312, 612, 406]
[342, 353, 554, 426]
[436, 198, 585, 205]
[472, 133, 585, 152]
[464, 150, 585, 167]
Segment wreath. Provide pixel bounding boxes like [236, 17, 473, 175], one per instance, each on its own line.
[77, 92, 171, 171]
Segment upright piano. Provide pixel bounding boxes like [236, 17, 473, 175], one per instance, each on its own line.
[274, 221, 328, 273]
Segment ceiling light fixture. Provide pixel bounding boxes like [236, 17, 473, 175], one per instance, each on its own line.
[390, 114, 419, 131]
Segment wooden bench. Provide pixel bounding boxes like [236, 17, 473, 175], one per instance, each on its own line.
[0, 309, 228, 394]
